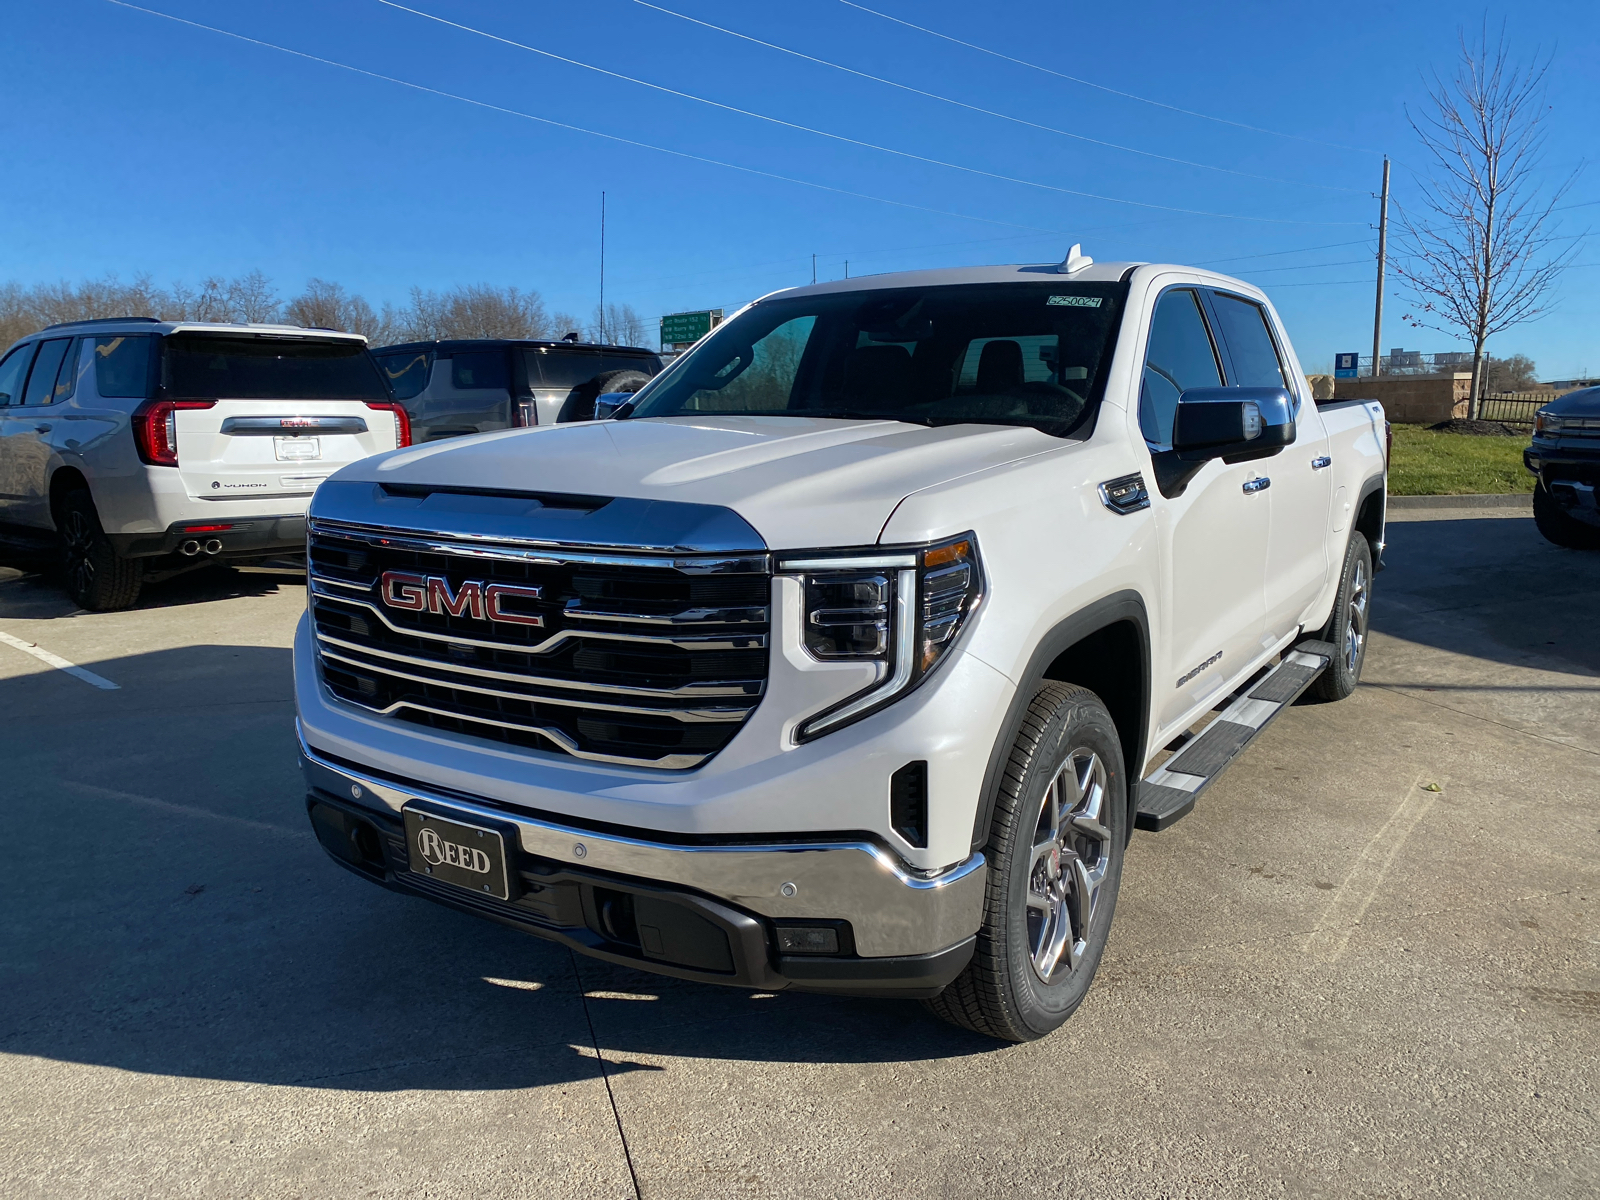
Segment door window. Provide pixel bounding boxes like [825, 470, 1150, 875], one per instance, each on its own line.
[1209, 293, 1289, 392]
[48, 338, 85, 404]
[94, 335, 154, 398]
[1140, 290, 1222, 446]
[0, 343, 35, 406]
[22, 338, 71, 406]
[450, 351, 508, 390]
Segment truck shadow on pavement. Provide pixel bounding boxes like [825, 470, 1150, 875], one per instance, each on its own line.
[0, 562, 300, 618]
[1370, 517, 1600, 677]
[0, 644, 998, 1096]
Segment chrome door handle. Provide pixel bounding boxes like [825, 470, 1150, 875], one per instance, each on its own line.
[34, 424, 52, 434]
[1311, 455, 1332, 469]
[1242, 477, 1271, 494]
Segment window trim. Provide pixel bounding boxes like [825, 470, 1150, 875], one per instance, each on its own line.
[1138, 283, 1227, 452]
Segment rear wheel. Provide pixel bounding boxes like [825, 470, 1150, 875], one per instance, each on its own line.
[58, 489, 142, 611]
[1533, 482, 1600, 550]
[1307, 534, 1372, 702]
[925, 682, 1127, 1042]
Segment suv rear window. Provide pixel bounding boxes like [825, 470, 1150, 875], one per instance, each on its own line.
[162, 335, 387, 400]
[450, 350, 509, 391]
[526, 349, 661, 388]
[94, 334, 154, 399]
[374, 349, 433, 400]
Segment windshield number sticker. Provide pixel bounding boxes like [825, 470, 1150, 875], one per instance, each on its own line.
[1047, 295, 1102, 308]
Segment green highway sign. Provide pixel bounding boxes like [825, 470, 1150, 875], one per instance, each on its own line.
[660, 309, 722, 347]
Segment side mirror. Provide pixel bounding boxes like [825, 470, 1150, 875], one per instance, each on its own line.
[1172, 387, 1295, 462]
[595, 392, 635, 420]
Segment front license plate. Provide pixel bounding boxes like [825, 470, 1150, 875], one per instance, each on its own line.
[275, 436, 320, 461]
[404, 808, 511, 900]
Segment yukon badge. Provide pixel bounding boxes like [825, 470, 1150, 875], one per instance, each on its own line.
[380, 570, 544, 627]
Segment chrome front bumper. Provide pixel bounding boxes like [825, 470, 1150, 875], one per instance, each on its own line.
[298, 726, 986, 959]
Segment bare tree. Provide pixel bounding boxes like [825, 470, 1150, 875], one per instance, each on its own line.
[283, 278, 395, 342]
[589, 301, 651, 347]
[1392, 26, 1582, 418]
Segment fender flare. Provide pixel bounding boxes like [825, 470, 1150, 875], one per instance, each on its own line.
[969, 589, 1151, 851]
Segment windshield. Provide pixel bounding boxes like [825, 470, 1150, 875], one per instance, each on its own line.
[162, 335, 388, 400]
[628, 281, 1127, 436]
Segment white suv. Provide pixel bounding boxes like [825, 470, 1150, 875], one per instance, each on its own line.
[0, 319, 409, 609]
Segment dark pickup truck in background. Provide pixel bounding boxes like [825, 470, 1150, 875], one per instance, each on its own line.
[372, 338, 663, 442]
[1526, 384, 1600, 549]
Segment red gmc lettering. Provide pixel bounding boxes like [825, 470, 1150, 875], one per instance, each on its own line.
[426, 577, 485, 620]
[381, 570, 427, 611]
[485, 583, 545, 627]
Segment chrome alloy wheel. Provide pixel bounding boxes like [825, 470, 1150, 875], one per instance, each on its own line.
[1344, 555, 1369, 674]
[1025, 748, 1111, 983]
[62, 509, 97, 597]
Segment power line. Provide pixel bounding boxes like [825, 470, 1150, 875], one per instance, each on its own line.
[378, 0, 1364, 225]
[629, 0, 1360, 194]
[1192, 238, 1374, 265]
[102, 0, 1070, 237]
[837, 0, 1386, 157]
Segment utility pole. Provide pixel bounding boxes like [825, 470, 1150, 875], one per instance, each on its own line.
[599, 191, 606, 343]
[844, 260, 849, 279]
[1370, 157, 1389, 379]
[812, 254, 816, 284]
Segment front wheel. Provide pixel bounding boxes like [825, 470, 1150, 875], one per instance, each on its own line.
[1533, 482, 1600, 550]
[926, 682, 1127, 1042]
[58, 489, 142, 611]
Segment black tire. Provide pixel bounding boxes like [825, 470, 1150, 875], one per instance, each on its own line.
[925, 682, 1127, 1042]
[562, 369, 653, 423]
[1533, 482, 1600, 550]
[58, 489, 142, 611]
[1306, 534, 1372, 702]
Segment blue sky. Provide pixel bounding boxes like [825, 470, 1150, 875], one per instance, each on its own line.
[3, 0, 1596, 375]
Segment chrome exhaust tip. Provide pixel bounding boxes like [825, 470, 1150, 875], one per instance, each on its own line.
[179, 540, 201, 556]
[203, 538, 224, 555]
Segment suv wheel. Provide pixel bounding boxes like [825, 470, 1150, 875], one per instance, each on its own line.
[926, 682, 1127, 1042]
[59, 489, 142, 611]
[1533, 481, 1600, 550]
[1307, 534, 1372, 702]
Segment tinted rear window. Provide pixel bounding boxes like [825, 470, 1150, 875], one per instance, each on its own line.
[375, 349, 433, 400]
[526, 350, 660, 388]
[162, 335, 386, 400]
[94, 334, 154, 398]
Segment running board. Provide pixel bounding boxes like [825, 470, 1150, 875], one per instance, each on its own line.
[1135, 641, 1335, 832]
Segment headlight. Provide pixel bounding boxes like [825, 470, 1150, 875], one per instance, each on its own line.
[1534, 411, 1563, 436]
[779, 533, 984, 740]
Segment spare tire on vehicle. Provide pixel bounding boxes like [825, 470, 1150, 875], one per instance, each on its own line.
[562, 369, 653, 422]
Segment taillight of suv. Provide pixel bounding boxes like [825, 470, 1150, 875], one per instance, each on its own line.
[365, 401, 413, 447]
[131, 399, 216, 466]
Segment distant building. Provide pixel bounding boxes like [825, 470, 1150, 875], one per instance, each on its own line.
[1546, 378, 1600, 391]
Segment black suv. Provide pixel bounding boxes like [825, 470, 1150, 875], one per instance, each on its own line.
[372, 339, 664, 442]
[1525, 384, 1600, 549]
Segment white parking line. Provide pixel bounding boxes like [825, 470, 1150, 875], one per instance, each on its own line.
[0, 630, 120, 690]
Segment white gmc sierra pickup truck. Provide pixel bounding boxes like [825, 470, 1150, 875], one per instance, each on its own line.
[296, 252, 1387, 1042]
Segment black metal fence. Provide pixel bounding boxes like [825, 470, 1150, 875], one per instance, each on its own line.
[1477, 394, 1549, 426]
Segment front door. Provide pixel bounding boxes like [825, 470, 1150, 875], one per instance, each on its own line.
[1140, 286, 1270, 732]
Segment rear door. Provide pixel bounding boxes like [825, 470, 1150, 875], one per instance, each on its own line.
[161, 333, 402, 501]
[1206, 290, 1333, 641]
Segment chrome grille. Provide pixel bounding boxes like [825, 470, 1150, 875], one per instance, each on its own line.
[308, 521, 771, 769]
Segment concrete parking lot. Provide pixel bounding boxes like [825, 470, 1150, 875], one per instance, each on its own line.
[1, 511, 1596, 1199]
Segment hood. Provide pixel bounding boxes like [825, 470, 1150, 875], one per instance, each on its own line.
[1545, 385, 1600, 416]
[332, 415, 1061, 548]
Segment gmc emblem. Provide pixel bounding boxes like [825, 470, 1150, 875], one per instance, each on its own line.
[380, 570, 544, 627]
